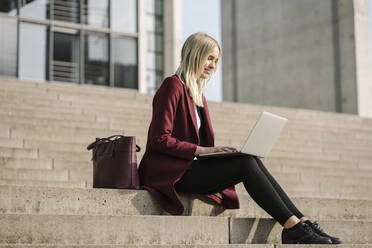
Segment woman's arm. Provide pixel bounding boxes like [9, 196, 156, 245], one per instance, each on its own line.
[148, 77, 197, 160]
[195, 146, 237, 156]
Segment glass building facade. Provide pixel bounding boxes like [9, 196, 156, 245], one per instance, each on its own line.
[0, 0, 164, 91]
[146, 0, 164, 93]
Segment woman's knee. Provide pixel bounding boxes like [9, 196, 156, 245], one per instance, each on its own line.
[236, 155, 260, 175]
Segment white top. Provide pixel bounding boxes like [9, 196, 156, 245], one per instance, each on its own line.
[194, 105, 201, 160]
[195, 105, 201, 131]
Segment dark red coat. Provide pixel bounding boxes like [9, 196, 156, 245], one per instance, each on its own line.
[138, 75, 240, 215]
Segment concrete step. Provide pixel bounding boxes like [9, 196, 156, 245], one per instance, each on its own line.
[1, 114, 110, 130]
[235, 181, 372, 199]
[0, 157, 53, 170]
[7, 125, 123, 144]
[3, 99, 372, 145]
[0, 107, 96, 123]
[1, 101, 82, 115]
[3, 90, 372, 134]
[0, 147, 38, 159]
[264, 156, 370, 171]
[1, 245, 371, 248]
[23, 139, 88, 153]
[0, 179, 86, 188]
[265, 162, 372, 178]
[0, 213, 368, 244]
[0, 245, 274, 248]
[0, 214, 228, 245]
[0, 77, 140, 96]
[0, 88, 152, 110]
[1, 186, 371, 220]
[0, 168, 69, 182]
[77, 167, 372, 188]
[4, 103, 368, 142]
[0, 78, 149, 102]
[273, 171, 372, 185]
[272, 142, 372, 157]
[24, 138, 147, 154]
[78, 180, 372, 200]
[6, 96, 370, 133]
[283, 190, 372, 200]
[3, 77, 372, 124]
[2, 135, 371, 164]
[52, 159, 91, 170]
[0, 93, 72, 108]
[0, 78, 368, 121]
[6, 101, 372, 138]
[229, 218, 371, 244]
[12, 154, 367, 187]
[2, 121, 120, 137]
[2, 156, 371, 184]
[38, 149, 91, 161]
[0, 94, 151, 116]
[0, 137, 23, 149]
[70, 163, 372, 185]
[0, 132, 371, 164]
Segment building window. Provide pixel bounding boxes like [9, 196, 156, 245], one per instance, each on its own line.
[18, 22, 47, 81]
[0, 0, 17, 15]
[20, 0, 49, 20]
[0, 17, 17, 77]
[113, 36, 138, 89]
[52, 31, 80, 83]
[52, 0, 80, 23]
[84, 32, 109, 85]
[146, 0, 164, 93]
[82, 0, 109, 28]
[0, 0, 139, 91]
[111, 0, 137, 33]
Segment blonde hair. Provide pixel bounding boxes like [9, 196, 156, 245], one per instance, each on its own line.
[175, 32, 221, 107]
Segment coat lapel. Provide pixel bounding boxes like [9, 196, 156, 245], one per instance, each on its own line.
[182, 84, 200, 142]
[201, 96, 215, 147]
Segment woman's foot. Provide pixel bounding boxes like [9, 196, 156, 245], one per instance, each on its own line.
[305, 220, 342, 244]
[282, 221, 332, 244]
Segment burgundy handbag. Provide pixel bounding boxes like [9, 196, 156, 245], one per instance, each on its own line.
[87, 135, 141, 189]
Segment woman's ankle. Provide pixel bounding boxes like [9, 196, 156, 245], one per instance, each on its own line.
[283, 216, 300, 229]
[300, 216, 309, 222]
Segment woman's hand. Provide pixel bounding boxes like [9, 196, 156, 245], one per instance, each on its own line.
[195, 146, 237, 156]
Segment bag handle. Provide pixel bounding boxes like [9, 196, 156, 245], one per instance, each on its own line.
[87, 135, 141, 152]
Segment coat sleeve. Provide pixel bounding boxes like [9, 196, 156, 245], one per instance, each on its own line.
[148, 77, 197, 160]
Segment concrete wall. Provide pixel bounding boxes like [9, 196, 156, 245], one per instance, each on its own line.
[222, 0, 364, 115]
[164, 0, 183, 78]
[354, 0, 372, 117]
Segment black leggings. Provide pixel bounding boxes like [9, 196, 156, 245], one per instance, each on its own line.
[175, 155, 304, 225]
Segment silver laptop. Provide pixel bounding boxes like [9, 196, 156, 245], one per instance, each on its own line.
[198, 111, 288, 159]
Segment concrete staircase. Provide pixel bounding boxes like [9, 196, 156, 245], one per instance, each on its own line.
[1, 77, 372, 247]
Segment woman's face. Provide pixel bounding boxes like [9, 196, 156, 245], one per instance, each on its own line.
[199, 46, 219, 80]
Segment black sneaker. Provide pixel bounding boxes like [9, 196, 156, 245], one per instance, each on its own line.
[282, 221, 332, 244]
[305, 220, 342, 244]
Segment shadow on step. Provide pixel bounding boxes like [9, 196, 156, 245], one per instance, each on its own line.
[230, 218, 278, 244]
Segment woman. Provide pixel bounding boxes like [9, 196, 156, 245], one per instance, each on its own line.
[138, 32, 341, 244]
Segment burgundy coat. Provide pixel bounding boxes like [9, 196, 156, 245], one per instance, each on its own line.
[138, 75, 240, 215]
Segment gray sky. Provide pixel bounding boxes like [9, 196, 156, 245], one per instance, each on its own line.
[182, 0, 222, 102]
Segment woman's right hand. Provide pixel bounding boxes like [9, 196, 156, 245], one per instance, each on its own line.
[195, 146, 237, 156]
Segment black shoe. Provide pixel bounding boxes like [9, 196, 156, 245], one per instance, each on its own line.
[305, 220, 342, 244]
[282, 221, 332, 244]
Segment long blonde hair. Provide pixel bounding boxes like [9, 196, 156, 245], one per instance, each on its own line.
[175, 33, 221, 107]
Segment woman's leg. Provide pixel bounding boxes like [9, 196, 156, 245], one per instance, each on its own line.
[253, 157, 305, 219]
[175, 155, 294, 226]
